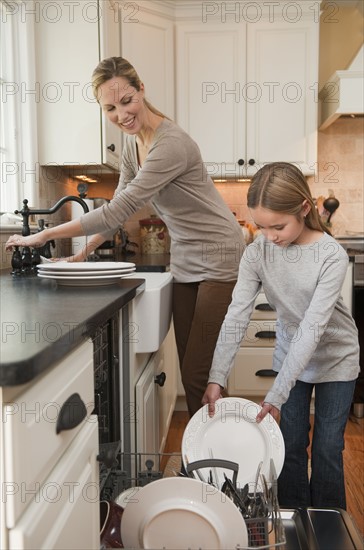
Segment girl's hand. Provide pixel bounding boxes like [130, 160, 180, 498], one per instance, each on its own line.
[6, 232, 49, 251]
[256, 402, 280, 423]
[201, 383, 223, 417]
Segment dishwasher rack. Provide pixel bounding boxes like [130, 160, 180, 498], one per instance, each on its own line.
[114, 452, 286, 550]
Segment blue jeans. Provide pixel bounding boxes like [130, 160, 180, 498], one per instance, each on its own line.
[277, 379, 356, 509]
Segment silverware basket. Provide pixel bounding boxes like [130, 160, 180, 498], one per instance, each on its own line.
[113, 452, 286, 550]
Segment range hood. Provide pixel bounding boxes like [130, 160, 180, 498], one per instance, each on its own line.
[319, 45, 364, 130]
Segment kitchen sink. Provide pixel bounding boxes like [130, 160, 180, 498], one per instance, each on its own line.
[124, 272, 173, 353]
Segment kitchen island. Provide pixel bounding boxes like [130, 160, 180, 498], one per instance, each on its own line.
[0, 270, 145, 550]
[0, 271, 145, 385]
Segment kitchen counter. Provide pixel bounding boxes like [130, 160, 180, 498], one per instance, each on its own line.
[117, 252, 170, 272]
[0, 271, 145, 386]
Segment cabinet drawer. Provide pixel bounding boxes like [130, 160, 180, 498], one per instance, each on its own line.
[3, 340, 94, 527]
[250, 293, 276, 320]
[8, 420, 99, 550]
[228, 347, 276, 396]
[241, 320, 276, 347]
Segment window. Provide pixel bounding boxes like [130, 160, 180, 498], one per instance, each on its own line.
[0, 0, 38, 213]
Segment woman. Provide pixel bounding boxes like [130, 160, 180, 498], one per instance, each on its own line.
[202, 162, 359, 509]
[6, 57, 245, 417]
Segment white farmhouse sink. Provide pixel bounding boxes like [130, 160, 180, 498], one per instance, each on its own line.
[125, 272, 173, 353]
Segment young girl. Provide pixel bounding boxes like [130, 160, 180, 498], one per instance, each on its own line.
[202, 162, 359, 509]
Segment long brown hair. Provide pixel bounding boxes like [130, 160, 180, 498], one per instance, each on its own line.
[92, 56, 168, 119]
[247, 162, 331, 235]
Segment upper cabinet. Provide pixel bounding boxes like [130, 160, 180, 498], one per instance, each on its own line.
[120, 4, 175, 120]
[36, 0, 122, 169]
[175, 1, 320, 177]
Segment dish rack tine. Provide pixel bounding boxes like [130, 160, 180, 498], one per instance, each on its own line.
[185, 458, 239, 488]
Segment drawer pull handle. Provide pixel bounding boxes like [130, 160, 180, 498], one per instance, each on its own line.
[155, 372, 166, 387]
[56, 393, 87, 434]
[255, 330, 276, 339]
[255, 369, 278, 377]
[255, 303, 274, 311]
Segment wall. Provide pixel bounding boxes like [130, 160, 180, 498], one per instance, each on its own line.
[319, 2, 363, 89]
[1, 166, 89, 269]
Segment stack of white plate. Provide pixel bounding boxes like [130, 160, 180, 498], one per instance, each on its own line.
[37, 261, 136, 286]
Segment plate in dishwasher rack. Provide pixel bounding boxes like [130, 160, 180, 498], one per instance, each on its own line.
[120, 477, 248, 550]
[182, 397, 285, 490]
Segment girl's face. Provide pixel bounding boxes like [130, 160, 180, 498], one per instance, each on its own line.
[98, 76, 146, 134]
[249, 205, 311, 246]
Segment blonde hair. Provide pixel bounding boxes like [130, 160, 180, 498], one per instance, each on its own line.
[92, 56, 168, 119]
[247, 162, 331, 235]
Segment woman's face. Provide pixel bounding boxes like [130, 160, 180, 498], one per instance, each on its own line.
[249, 205, 310, 246]
[98, 76, 146, 134]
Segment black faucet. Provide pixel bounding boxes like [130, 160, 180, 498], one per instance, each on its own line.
[15, 196, 90, 237]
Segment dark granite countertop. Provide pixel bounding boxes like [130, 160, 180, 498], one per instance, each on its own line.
[0, 271, 145, 386]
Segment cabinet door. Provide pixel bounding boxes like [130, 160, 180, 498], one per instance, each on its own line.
[176, 23, 246, 179]
[121, 9, 174, 120]
[8, 420, 99, 550]
[228, 347, 275, 397]
[3, 340, 94, 527]
[135, 353, 161, 456]
[36, 0, 122, 167]
[246, 20, 319, 176]
[158, 324, 178, 453]
[36, 1, 101, 165]
[99, 0, 123, 168]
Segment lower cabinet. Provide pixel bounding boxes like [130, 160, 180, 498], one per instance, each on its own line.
[134, 322, 178, 456]
[8, 421, 99, 550]
[228, 347, 276, 397]
[228, 291, 277, 402]
[0, 340, 100, 550]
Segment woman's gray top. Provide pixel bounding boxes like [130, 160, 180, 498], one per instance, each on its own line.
[81, 118, 245, 282]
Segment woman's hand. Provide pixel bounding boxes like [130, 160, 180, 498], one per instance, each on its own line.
[256, 401, 280, 423]
[6, 231, 49, 251]
[201, 383, 223, 417]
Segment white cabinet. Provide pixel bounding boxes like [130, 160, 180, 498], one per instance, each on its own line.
[8, 421, 99, 550]
[134, 323, 178, 456]
[36, 0, 122, 168]
[158, 322, 178, 452]
[176, 2, 319, 177]
[121, 5, 175, 120]
[227, 291, 277, 399]
[135, 349, 162, 457]
[0, 340, 99, 550]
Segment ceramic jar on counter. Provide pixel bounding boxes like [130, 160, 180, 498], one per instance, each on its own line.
[139, 215, 169, 255]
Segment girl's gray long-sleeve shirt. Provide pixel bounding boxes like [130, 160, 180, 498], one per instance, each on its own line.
[80, 119, 245, 282]
[208, 233, 360, 410]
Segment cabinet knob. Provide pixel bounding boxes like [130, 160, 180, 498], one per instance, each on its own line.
[248, 159, 255, 166]
[155, 372, 166, 387]
[237, 159, 245, 166]
[107, 144, 116, 152]
[56, 392, 87, 434]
